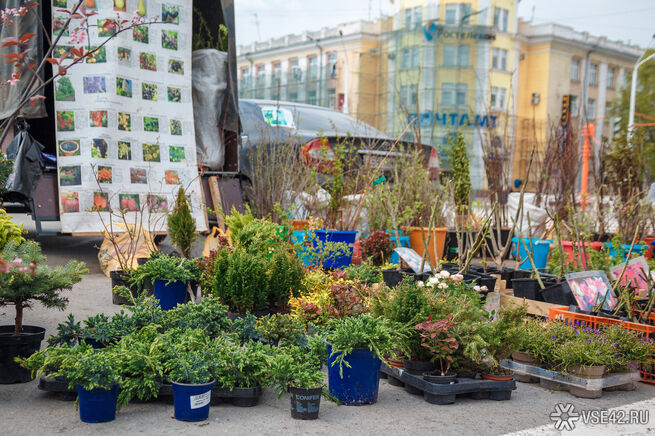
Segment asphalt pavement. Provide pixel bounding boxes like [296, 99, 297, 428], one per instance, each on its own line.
[1, 214, 654, 436]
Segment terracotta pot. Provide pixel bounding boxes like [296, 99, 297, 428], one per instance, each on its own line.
[407, 227, 447, 265]
[511, 351, 536, 365]
[481, 373, 513, 381]
[386, 359, 404, 368]
[568, 364, 606, 379]
[291, 219, 309, 231]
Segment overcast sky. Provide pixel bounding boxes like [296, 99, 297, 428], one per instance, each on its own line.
[235, 0, 655, 50]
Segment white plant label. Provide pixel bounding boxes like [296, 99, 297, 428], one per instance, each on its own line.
[189, 391, 211, 409]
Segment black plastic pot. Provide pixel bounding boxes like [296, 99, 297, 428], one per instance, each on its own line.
[423, 373, 457, 384]
[0, 325, 45, 384]
[382, 268, 428, 288]
[501, 268, 515, 288]
[289, 386, 322, 420]
[540, 282, 577, 306]
[403, 359, 437, 376]
[512, 270, 532, 280]
[511, 278, 543, 301]
[110, 270, 140, 306]
[475, 275, 497, 292]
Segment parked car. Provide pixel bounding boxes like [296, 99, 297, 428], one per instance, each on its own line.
[238, 99, 437, 182]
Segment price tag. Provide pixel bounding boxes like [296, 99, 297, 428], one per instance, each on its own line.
[190, 391, 211, 409]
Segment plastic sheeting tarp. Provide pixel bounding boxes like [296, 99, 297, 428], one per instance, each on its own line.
[192, 49, 227, 170]
[0, 0, 46, 119]
[4, 129, 44, 198]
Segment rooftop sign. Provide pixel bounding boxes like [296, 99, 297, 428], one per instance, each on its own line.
[423, 23, 495, 42]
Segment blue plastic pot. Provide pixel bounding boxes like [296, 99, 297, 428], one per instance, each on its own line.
[314, 230, 357, 269]
[605, 243, 648, 261]
[326, 343, 381, 405]
[511, 237, 552, 270]
[76, 385, 118, 423]
[172, 381, 215, 422]
[291, 230, 312, 266]
[153, 279, 187, 311]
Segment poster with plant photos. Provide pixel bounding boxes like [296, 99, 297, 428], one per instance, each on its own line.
[52, 0, 206, 233]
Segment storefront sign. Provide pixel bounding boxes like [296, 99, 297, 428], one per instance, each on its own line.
[408, 112, 498, 129]
[424, 23, 495, 42]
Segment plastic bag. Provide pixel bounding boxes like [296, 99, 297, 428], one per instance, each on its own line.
[98, 223, 156, 277]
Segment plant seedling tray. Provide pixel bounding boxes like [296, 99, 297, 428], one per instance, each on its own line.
[158, 383, 262, 407]
[381, 366, 516, 405]
[501, 360, 640, 398]
[38, 375, 77, 400]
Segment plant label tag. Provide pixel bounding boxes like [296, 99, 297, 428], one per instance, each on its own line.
[394, 247, 432, 273]
[189, 391, 211, 409]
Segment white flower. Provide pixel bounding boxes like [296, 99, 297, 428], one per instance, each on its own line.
[438, 282, 448, 290]
[452, 274, 464, 282]
[473, 285, 481, 292]
[439, 270, 450, 279]
[427, 276, 439, 286]
[481, 285, 488, 291]
[416, 281, 424, 288]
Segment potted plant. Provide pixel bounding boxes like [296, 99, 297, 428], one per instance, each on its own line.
[53, 345, 122, 423]
[414, 315, 459, 383]
[130, 254, 197, 311]
[166, 349, 215, 422]
[360, 231, 394, 267]
[167, 187, 197, 259]
[325, 314, 408, 405]
[477, 305, 526, 381]
[0, 240, 86, 383]
[269, 348, 324, 420]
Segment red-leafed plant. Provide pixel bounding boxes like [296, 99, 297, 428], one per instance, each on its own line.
[414, 315, 459, 376]
[361, 230, 393, 266]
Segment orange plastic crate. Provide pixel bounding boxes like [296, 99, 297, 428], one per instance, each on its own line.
[547, 307, 655, 385]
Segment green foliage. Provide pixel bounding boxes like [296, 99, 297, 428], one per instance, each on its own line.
[267, 247, 305, 308]
[167, 349, 213, 385]
[476, 305, 526, 370]
[47, 313, 83, 347]
[268, 347, 324, 397]
[0, 240, 87, 333]
[130, 254, 197, 287]
[167, 188, 197, 258]
[343, 261, 383, 285]
[414, 315, 458, 375]
[231, 313, 262, 344]
[232, 218, 286, 255]
[447, 131, 471, 211]
[209, 339, 271, 389]
[52, 346, 121, 391]
[82, 311, 133, 346]
[255, 313, 305, 346]
[192, 7, 228, 51]
[0, 209, 25, 250]
[0, 151, 12, 193]
[601, 324, 654, 370]
[326, 314, 409, 376]
[162, 297, 232, 337]
[224, 206, 255, 238]
[207, 247, 269, 313]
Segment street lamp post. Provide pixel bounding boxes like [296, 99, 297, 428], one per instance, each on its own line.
[627, 51, 655, 142]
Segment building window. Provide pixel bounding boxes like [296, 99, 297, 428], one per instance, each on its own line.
[490, 86, 506, 109]
[493, 7, 509, 32]
[308, 56, 318, 79]
[405, 8, 412, 28]
[327, 53, 338, 78]
[443, 83, 467, 106]
[443, 45, 469, 67]
[272, 63, 281, 80]
[624, 70, 631, 86]
[570, 95, 578, 114]
[492, 48, 508, 70]
[414, 6, 423, 27]
[442, 83, 455, 106]
[400, 84, 418, 108]
[586, 98, 596, 118]
[571, 59, 580, 82]
[456, 84, 467, 106]
[307, 90, 317, 105]
[328, 88, 336, 109]
[256, 65, 265, 87]
[401, 47, 420, 69]
[445, 3, 471, 25]
[241, 67, 250, 80]
[589, 63, 598, 86]
[290, 59, 301, 81]
[606, 67, 615, 89]
[405, 6, 423, 28]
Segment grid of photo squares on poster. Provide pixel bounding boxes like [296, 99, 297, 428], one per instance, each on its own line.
[52, 0, 206, 233]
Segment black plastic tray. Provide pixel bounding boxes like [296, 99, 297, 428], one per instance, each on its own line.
[158, 383, 262, 407]
[38, 375, 77, 400]
[381, 366, 516, 405]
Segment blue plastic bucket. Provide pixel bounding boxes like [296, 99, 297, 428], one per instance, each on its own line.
[76, 385, 119, 423]
[606, 243, 647, 261]
[172, 381, 215, 422]
[291, 230, 312, 266]
[153, 279, 187, 311]
[314, 230, 357, 269]
[326, 343, 381, 405]
[511, 237, 552, 270]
